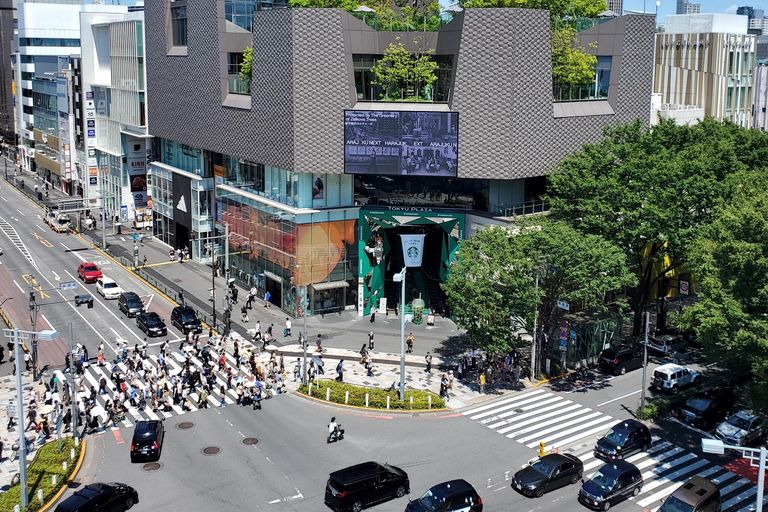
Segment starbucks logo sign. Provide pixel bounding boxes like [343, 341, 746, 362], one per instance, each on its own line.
[407, 246, 419, 259]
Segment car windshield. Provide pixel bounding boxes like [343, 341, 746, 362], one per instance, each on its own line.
[659, 495, 695, 512]
[603, 428, 628, 446]
[83, 265, 98, 272]
[727, 414, 752, 430]
[531, 459, 553, 476]
[417, 489, 447, 511]
[104, 283, 118, 289]
[147, 315, 162, 325]
[590, 470, 616, 492]
[134, 439, 154, 447]
[128, 299, 142, 307]
[182, 313, 197, 323]
[686, 398, 712, 412]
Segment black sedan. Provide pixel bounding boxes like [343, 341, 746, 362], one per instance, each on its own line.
[512, 453, 584, 498]
[54, 482, 138, 512]
[678, 391, 732, 428]
[136, 311, 167, 337]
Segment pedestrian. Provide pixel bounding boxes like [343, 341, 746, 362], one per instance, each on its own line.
[6, 403, 15, 429]
[284, 318, 292, 337]
[169, 248, 175, 262]
[133, 233, 138, 244]
[406, 333, 414, 354]
[247, 286, 256, 309]
[479, 372, 486, 394]
[425, 352, 432, 373]
[264, 290, 271, 308]
[24, 350, 31, 371]
[139, 233, 144, 246]
[335, 359, 344, 382]
[359, 344, 367, 363]
[219, 385, 227, 407]
[231, 286, 239, 304]
[98, 342, 104, 366]
[241, 305, 249, 323]
[199, 387, 208, 408]
[316, 334, 322, 353]
[365, 357, 373, 377]
[294, 359, 302, 382]
[98, 376, 107, 395]
[266, 323, 273, 341]
[368, 331, 375, 351]
[178, 289, 185, 306]
[440, 374, 449, 401]
[178, 250, 183, 263]
[0, 343, 4, 364]
[143, 254, 147, 268]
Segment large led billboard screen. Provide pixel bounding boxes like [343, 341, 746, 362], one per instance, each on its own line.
[344, 110, 458, 177]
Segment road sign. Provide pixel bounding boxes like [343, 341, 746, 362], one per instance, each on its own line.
[559, 338, 567, 351]
[557, 300, 570, 311]
[679, 280, 690, 295]
[60, 282, 77, 291]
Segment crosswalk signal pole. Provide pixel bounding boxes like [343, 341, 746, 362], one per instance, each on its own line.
[69, 323, 79, 442]
[12, 329, 28, 508]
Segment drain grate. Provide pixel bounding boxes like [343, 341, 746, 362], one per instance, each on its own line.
[177, 422, 194, 430]
[202, 446, 221, 455]
[242, 437, 259, 445]
[143, 462, 162, 472]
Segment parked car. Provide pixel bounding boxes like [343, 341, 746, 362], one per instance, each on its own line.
[137, 311, 167, 337]
[594, 419, 652, 462]
[118, 292, 144, 318]
[716, 409, 764, 446]
[644, 334, 687, 355]
[171, 305, 202, 334]
[659, 476, 721, 512]
[651, 363, 700, 394]
[578, 460, 643, 511]
[512, 453, 584, 498]
[96, 277, 123, 300]
[77, 262, 103, 283]
[406, 479, 483, 512]
[598, 346, 644, 376]
[679, 391, 732, 428]
[324, 461, 409, 512]
[54, 482, 138, 512]
[130, 420, 164, 463]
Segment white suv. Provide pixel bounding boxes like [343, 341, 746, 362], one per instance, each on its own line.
[651, 363, 700, 394]
[96, 277, 123, 300]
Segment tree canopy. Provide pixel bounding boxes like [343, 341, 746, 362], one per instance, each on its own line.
[239, 46, 253, 85]
[551, 27, 597, 87]
[370, 41, 438, 100]
[546, 118, 768, 335]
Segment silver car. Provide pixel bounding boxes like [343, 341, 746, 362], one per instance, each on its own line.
[716, 410, 764, 446]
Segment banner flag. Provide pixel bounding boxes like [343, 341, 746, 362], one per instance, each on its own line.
[400, 234, 425, 267]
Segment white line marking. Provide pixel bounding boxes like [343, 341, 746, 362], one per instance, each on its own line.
[51, 271, 60, 281]
[41, 314, 54, 330]
[0, 196, 6, 202]
[566, 376, 614, 393]
[285, 488, 303, 501]
[13, 279, 24, 292]
[267, 499, 281, 504]
[597, 389, 642, 407]
[16, 209, 25, 216]
[669, 417, 715, 439]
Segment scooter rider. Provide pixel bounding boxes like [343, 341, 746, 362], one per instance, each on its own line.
[328, 416, 339, 443]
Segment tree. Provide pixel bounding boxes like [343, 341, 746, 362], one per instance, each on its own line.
[546, 118, 768, 335]
[442, 221, 634, 357]
[239, 46, 253, 85]
[370, 41, 438, 101]
[551, 27, 597, 87]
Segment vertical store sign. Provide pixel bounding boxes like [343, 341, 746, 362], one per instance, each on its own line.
[127, 139, 147, 210]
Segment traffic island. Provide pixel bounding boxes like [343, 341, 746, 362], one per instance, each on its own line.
[0, 437, 85, 512]
[298, 379, 445, 411]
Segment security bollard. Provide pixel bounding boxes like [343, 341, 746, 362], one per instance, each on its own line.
[62, 461, 67, 471]
[386, 396, 390, 409]
[365, 393, 369, 407]
[428, 395, 431, 409]
[71, 448, 75, 460]
[410, 396, 413, 409]
[52, 475, 57, 485]
[345, 391, 349, 404]
[326, 387, 331, 401]
[308, 383, 313, 395]
[38, 489, 43, 503]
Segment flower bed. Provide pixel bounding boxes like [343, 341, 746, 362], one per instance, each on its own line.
[299, 379, 445, 410]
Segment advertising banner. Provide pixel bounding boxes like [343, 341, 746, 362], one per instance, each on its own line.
[173, 172, 192, 229]
[127, 139, 147, 208]
[400, 234, 425, 267]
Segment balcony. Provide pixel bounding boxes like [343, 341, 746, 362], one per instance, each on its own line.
[228, 74, 250, 95]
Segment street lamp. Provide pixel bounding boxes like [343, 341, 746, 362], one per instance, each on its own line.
[655, 0, 660, 20]
[393, 267, 407, 401]
[3, 327, 58, 509]
[702, 438, 766, 512]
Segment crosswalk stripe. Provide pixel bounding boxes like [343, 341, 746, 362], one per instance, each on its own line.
[471, 393, 556, 421]
[462, 388, 548, 416]
[497, 403, 582, 434]
[517, 411, 604, 443]
[639, 465, 722, 508]
[493, 401, 579, 432]
[484, 396, 567, 425]
[528, 418, 615, 450]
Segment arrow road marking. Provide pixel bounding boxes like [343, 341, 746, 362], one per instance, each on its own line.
[52, 271, 61, 281]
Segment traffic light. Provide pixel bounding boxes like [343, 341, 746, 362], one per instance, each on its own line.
[75, 295, 94, 308]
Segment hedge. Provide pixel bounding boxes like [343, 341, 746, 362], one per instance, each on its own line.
[0, 437, 82, 512]
[299, 379, 445, 410]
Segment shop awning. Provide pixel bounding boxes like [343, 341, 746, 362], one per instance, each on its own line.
[312, 281, 350, 291]
[264, 271, 283, 284]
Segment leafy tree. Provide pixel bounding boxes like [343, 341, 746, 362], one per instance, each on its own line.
[546, 118, 768, 336]
[459, 0, 605, 18]
[551, 27, 597, 87]
[239, 46, 253, 85]
[371, 41, 438, 100]
[443, 220, 634, 357]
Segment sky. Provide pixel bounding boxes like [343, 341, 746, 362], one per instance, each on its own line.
[624, 0, 766, 23]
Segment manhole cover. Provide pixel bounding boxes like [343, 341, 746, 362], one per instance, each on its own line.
[202, 446, 221, 455]
[177, 422, 194, 430]
[242, 437, 259, 445]
[514, 408, 524, 413]
[142, 462, 162, 472]
[172, 278, 183, 283]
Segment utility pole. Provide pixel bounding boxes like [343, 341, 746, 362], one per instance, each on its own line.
[28, 277, 38, 381]
[640, 311, 649, 420]
[12, 329, 28, 508]
[224, 222, 229, 278]
[68, 323, 78, 441]
[530, 273, 539, 383]
[302, 284, 308, 385]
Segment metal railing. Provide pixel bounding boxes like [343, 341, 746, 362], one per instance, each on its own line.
[500, 200, 550, 218]
[349, 11, 453, 31]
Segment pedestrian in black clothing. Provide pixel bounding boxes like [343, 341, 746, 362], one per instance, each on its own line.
[178, 289, 185, 305]
[232, 286, 239, 304]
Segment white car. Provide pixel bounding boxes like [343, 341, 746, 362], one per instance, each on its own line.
[651, 363, 700, 394]
[96, 277, 123, 300]
[716, 410, 764, 446]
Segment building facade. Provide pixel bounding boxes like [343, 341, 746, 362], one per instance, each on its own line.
[754, 64, 768, 130]
[144, 0, 655, 317]
[0, 0, 14, 145]
[676, 0, 701, 15]
[654, 14, 757, 127]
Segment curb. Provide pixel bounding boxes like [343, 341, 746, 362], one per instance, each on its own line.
[40, 439, 86, 512]
[294, 390, 451, 415]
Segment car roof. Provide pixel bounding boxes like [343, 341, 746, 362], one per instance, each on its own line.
[541, 453, 580, 465]
[655, 363, 687, 372]
[81, 262, 98, 267]
[330, 462, 392, 483]
[99, 277, 115, 283]
[134, 420, 161, 435]
[598, 460, 639, 476]
[122, 292, 141, 300]
[144, 311, 161, 319]
[175, 305, 195, 312]
[609, 419, 646, 432]
[425, 479, 476, 497]
[733, 409, 757, 420]
[669, 476, 718, 505]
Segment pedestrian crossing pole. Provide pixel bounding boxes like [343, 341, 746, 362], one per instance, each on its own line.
[68, 323, 78, 442]
[640, 312, 649, 420]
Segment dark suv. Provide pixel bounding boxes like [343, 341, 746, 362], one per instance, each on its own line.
[598, 346, 643, 376]
[325, 461, 409, 512]
[54, 482, 138, 512]
[659, 476, 721, 512]
[130, 420, 164, 463]
[406, 479, 483, 512]
[118, 292, 144, 318]
[578, 460, 643, 511]
[171, 305, 202, 334]
[594, 419, 652, 462]
[679, 391, 732, 428]
[137, 311, 167, 337]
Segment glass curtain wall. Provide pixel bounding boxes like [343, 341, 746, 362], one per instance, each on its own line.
[150, 164, 174, 246]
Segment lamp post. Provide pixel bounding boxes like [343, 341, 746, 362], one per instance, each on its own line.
[655, 0, 660, 21]
[640, 311, 649, 419]
[393, 267, 407, 401]
[2, 328, 58, 509]
[702, 438, 766, 512]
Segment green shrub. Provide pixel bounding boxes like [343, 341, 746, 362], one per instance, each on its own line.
[299, 380, 445, 410]
[0, 438, 82, 512]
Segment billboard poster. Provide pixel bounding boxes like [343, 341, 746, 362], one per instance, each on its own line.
[400, 234, 425, 267]
[344, 110, 458, 177]
[127, 139, 147, 207]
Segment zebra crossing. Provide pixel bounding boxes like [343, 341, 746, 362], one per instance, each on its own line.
[56, 348, 274, 430]
[463, 389, 767, 512]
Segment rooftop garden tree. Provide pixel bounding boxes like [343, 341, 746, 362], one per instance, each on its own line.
[370, 40, 438, 101]
[551, 26, 597, 88]
[239, 45, 253, 86]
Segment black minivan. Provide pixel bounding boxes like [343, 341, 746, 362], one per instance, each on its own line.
[594, 419, 652, 462]
[130, 420, 165, 463]
[171, 305, 202, 334]
[598, 346, 643, 376]
[578, 460, 643, 511]
[325, 461, 409, 512]
[118, 292, 144, 318]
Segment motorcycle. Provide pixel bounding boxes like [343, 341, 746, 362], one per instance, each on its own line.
[327, 424, 345, 444]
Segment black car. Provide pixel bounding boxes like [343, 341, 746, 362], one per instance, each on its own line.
[512, 453, 584, 498]
[679, 391, 732, 428]
[406, 479, 483, 512]
[325, 461, 409, 512]
[137, 311, 167, 337]
[578, 460, 643, 511]
[594, 419, 652, 462]
[598, 346, 643, 376]
[130, 420, 165, 463]
[118, 292, 144, 318]
[171, 305, 202, 334]
[54, 482, 138, 512]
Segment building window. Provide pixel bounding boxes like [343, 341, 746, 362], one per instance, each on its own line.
[171, 2, 188, 47]
[227, 53, 250, 94]
[225, 0, 255, 31]
[19, 38, 80, 47]
[552, 56, 612, 102]
[353, 54, 453, 103]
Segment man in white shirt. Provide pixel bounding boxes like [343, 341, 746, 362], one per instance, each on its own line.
[284, 318, 292, 337]
[248, 286, 257, 309]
